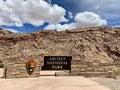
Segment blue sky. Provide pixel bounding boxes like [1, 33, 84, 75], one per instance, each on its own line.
[0, 0, 120, 33]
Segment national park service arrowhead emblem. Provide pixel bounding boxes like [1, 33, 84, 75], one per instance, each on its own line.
[26, 60, 36, 75]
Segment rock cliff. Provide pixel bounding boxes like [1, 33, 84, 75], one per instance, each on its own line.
[0, 27, 119, 64]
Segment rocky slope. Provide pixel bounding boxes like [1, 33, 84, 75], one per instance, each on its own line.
[0, 27, 120, 65]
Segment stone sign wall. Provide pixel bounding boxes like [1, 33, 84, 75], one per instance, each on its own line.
[3, 58, 113, 78]
[3, 60, 40, 79]
[71, 60, 113, 77]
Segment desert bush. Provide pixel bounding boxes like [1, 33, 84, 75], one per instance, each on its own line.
[113, 65, 120, 79]
[0, 63, 4, 68]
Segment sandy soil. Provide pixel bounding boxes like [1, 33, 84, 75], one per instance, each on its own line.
[0, 68, 111, 90]
[0, 68, 3, 78]
[90, 78, 120, 90]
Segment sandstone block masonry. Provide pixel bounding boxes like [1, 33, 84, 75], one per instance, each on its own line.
[71, 60, 113, 78]
[3, 58, 40, 78]
[0, 27, 119, 78]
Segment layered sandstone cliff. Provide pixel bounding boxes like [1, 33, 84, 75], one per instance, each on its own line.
[0, 27, 119, 63]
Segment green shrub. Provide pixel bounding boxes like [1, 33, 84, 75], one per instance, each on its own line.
[113, 65, 120, 79]
[0, 63, 4, 68]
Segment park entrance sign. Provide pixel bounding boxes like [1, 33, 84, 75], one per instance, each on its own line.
[42, 56, 72, 71]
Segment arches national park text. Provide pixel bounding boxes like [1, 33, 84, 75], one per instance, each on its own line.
[42, 56, 72, 71]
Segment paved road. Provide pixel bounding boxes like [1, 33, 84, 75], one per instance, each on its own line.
[0, 76, 111, 90]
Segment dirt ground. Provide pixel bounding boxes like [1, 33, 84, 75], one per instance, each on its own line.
[0, 68, 3, 78]
[90, 77, 120, 90]
[0, 68, 112, 90]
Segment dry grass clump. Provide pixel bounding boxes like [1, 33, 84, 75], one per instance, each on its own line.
[113, 65, 120, 79]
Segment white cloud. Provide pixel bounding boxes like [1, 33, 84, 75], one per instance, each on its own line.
[45, 24, 56, 30]
[3, 28, 19, 33]
[0, 0, 67, 27]
[44, 12, 107, 31]
[74, 12, 107, 27]
[68, 12, 73, 19]
[113, 25, 120, 27]
[77, 0, 120, 25]
[44, 23, 76, 31]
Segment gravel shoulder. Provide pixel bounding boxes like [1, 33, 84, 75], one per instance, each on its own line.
[89, 77, 120, 90]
